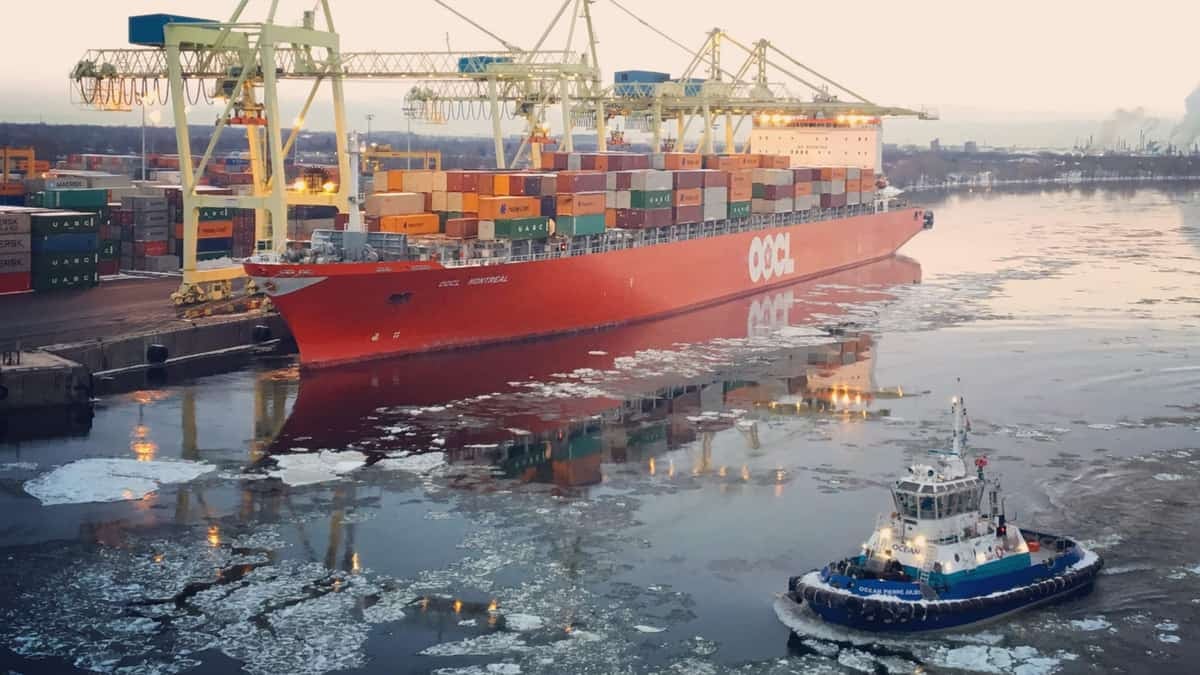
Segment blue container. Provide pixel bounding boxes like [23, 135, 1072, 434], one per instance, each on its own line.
[129, 14, 214, 47]
[539, 195, 557, 218]
[197, 237, 234, 253]
[31, 233, 99, 254]
[614, 70, 670, 83]
[457, 56, 514, 74]
[615, 83, 661, 97]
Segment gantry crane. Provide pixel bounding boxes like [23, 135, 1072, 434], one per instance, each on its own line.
[70, 0, 604, 303]
[69, 0, 932, 305]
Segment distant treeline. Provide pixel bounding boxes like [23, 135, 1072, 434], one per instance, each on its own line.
[883, 149, 1200, 189]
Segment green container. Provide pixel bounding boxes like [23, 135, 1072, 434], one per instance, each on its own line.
[42, 188, 109, 210]
[630, 190, 673, 210]
[437, 211, 463, 228]
[99, 239, 120, 260]
[555, 214, 605, 237]
[564, 432, 603, 458]
[752, 184, 765, 199]
[490, 216, 549, 240]
[728, 201, 752, 219]
[32, 264, 99, 291]
[197, 250, 233, 262]
[198, 207, 230, 221]
[33, 252, 99, 271]
[30, 211, 97, 236]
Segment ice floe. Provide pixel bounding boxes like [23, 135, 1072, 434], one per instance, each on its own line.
[24, 458, 213, 505]
[1069, 617, 1111, 631]
[377, 452, 446, 474]
[504, 614, 544, 632]
[1153, 473, 1185, 481]
[420, 632, 531, 656]
[268, 451, 366, 487]
[633, 625, 666, 633]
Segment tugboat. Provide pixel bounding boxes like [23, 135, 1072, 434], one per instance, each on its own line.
[781, 394, 1103, 632]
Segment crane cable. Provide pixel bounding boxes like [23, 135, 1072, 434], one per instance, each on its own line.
[431, 0, 522, 53]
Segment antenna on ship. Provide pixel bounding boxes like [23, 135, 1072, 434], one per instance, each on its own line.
[951, 377, 970, 458]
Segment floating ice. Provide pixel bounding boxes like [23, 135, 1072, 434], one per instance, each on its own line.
[588, 351, 608, 356]
[268, 451, 365, 486]
[1069, 617, 1111, 631]
[1156, 621, 1178, 631]
[1086, 424, 1119, 430]
[420, 632, 531, 656]
[1159, 634, 1181, 644]
[504, 614, 544, 632]
[377, 452, 445, 474]
[0, 461, 37, 471]
[24, 458, 213, 505]
[633, 625, 665, 633]
[1153, 473, 1185, 481]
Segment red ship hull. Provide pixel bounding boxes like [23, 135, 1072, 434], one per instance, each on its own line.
[246, 208, 926, 367]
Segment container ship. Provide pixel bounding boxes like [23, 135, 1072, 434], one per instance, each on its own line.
[247, 132, 931, 367]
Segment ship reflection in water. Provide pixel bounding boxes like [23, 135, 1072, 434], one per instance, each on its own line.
[268, 255, 922, 491]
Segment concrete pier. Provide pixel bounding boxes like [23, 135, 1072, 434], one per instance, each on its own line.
[0, 352, 92, 410]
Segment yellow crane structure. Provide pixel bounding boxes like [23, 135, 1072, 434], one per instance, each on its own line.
[70, 0, 604, 304]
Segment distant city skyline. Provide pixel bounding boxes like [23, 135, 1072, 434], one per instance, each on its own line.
[1, 0, 1196, 148]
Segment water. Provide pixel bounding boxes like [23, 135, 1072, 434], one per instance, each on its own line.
[3, 185, 1200, 674]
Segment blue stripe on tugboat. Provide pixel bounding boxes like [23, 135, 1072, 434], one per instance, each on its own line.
[779, 392, 1104, 632]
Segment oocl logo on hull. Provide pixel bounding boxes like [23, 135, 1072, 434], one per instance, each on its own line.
[748, 233, 795, 283]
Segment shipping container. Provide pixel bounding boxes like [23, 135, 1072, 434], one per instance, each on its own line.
[556, 192, 606, 216]
[380, 213, 439, 235]
[0, 271, 31, 293]
[31, 232, 98, 254]
[366, 192, 426, 218]
[129, 13, 215, 47]
[197, 220, 234, 239]
[30, 211, 96, 236]
[728, 201, 752, 220]
[630, 190, 673, 210]
[479, 217, 550, 241]
[444, 218, 480, 239]
[478, 196, 540, 220]
[555, 214, 605, 237]
[673, 188, 703, 208]
[0, 252, 31, 274]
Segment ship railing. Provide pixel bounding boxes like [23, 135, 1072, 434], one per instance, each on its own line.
[435, 200, 900, 267]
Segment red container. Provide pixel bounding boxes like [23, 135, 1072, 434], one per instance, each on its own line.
[673, 205, 703, 225]
[445, 218, 480, 239]
[792, 168, 816, 182]
[619, 208, 673, 229]
[134, 240, 169, 257]
[556, 172, 607, 194]
[820, 193, 848, 208]
[612, 171, 633, 190]
[700, 170, 729, 188]
[762, 185, 792, 200]
[0, 271, 31, 294]
[98, 260, 119, 276]
[672, 170, 704, 189]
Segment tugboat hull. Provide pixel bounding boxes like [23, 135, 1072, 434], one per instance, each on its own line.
[784, 543, 1102, 633]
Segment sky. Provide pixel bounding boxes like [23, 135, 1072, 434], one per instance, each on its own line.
[2, 0, 1198, 145]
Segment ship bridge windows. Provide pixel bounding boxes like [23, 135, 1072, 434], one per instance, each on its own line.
[892, 481, 984, 520]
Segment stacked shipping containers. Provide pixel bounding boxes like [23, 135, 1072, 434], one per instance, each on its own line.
[29, 211, 98, 291]
[121, 195, 175, 271]
[0, 208, 33, 293]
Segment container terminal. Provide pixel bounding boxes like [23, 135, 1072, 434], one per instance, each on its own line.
[1, 0, 936, 410]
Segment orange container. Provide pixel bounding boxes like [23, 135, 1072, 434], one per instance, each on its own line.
[492, 174, 512, 196]
[758, 154, 790, 169]
[477, 196, 540, 220]
[793, 182, 813, 197]
[728, 171, 753, 202]
[819, 168, 835, 181]
[461, 192, 479, 214]
[663, 153, 702, 170]
[605, 208, 616, 228]
[673, 187, 702, 207]
[592, 155, 609, 173]
[557, 192, 605, 216]
[197, 220, 234, 239]
[387, 170, 406, 192]
[380, 213, 439, 235]
[831, 167, 848, 180]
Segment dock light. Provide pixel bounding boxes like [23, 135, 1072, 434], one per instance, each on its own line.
[758, 113, 770, 125]
[207, 525, 220, 548]
[488, 599, 499, 612]
[837, 114, 846, 124]
[649, 457, 656, 475]
[351, 552, 361, 573]
[322, 181, 337, 193]
[898, 386, 904, 397]
[771, 114, 784, 125]
[453, 599, 463, 613]
[292, 178, 306, 192]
